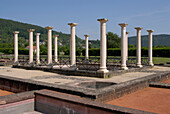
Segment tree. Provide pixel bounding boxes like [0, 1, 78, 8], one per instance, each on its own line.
[107, 32, 121, 48]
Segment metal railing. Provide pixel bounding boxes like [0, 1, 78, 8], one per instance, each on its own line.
[16, 55, 149, 71]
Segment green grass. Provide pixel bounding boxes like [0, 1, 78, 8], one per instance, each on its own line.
[153, 57, 170, 64]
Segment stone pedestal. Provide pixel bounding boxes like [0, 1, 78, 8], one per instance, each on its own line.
[36, 33, 40, 65]
[84, 35, 89, 60]
[68, 23, 78, 70]
[147, 30, 154, 66]
[135, 27, 143, 68]
[97, 18, 109, 73]
[13, 31, 19, 66]
[28, 29, 35, 66]
[119, 23, 128, 70]
[45, 26, 53, 67]
[126, 32, 129, 61]
[54, 35, 59, 62]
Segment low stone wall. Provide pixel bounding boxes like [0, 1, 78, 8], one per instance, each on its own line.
[35, 89, 154, 114]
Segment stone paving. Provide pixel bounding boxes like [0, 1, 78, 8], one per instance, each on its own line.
[0, 66, 169, 85]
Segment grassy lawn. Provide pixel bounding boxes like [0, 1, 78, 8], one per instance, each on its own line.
[153, 57, 170, 64]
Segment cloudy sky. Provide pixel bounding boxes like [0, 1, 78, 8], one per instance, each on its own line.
[1, 0, 170, 40]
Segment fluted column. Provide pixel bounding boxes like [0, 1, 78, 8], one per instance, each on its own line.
[147, 30, 154, 66]
[36, 33, 40, 65]
[135, 27, 143, 68]
[13, 31, 19, 66]
[28, 29, 35, 66]
[97, 18, 109, 73]
[54, 35, 59, 62]
[68, 23, 78, 69]
[84, 35, 89, 60]
[45, 26, 53, 66]
[119, 23, 128, 70]
[126, 32, 129, 61]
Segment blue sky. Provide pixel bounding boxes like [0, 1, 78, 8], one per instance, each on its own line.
[1, 0, 170, 40]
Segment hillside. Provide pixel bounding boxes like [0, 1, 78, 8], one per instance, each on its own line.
[128, 34, 170, 47]
[0, 18, 84, 48]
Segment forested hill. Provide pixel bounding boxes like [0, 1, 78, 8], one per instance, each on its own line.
[128, 34, 170, 47]
[0, 18, 83, 47]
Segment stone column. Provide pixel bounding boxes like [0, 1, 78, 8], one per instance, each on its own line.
[54, 35, 59, 62]
[147, 30, 154, 66]
[45, 26, 53, 66]
[36, 33, 40, 65]
[97, 18, 109, 73]
[68, 23, 78, 69]
[84, 35, 89, 60]
[126, 32, 129, 61]
[28, 29, 35, 66]
[13, 31, 19, 66]
[135, 27, 143, 68]
[119, 23, 128, 70]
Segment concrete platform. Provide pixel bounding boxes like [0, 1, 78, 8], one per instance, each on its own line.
[1, 66, 169, 84]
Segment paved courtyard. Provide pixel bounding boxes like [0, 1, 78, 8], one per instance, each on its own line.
[0, 66, 169, 85]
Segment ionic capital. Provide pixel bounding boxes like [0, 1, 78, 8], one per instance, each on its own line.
[147, 30, 154, 33]
[45, 26, 53, 30]
[84, 35, 89, 37]
[13, 31, 19, 34]
[97, 18, 108, 23]
[36, 33, 40, 36]
[27, 29, 35, 32]
[54, 35, 59, 37]
[135, 27, 143, 30]
[68, 23, 78, 27]
[119, 23, 128, 27]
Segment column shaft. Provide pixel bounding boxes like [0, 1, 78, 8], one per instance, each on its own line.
[85, 35, 89, 59]
[54, 35, 59, 62]
[68, 23, 78, 69]
[13, 31, 19, 65]
[119, 23, 128, 70]
[135, 27, 143, 68]
[36, 33, 40, 65]
[97, 18, 109, 73]
[147, 30, 154, 66]
[126, 32, 129, 61]
[46, 26, 53, 66]
[28, 29, 35, 66]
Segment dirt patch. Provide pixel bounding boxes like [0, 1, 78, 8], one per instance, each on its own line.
[106, 87, 170, 113]
[0, 89, 14, 96]
[161, 78, 170, 84]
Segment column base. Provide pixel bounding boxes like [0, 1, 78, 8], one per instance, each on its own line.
[97, 67, 109, 73]
[136, 64, 143, 68]
[29, 62, 34, 67]
[47, 63, 53, 68]
[121, 66, 128, 70]
[13, 62, 18, 66]
[149, 62, 154, 66]
[54, 59, 58, 63]
[69, 65, 78, 70]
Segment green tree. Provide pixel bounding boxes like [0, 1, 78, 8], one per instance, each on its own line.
[107, 32, 121, 48]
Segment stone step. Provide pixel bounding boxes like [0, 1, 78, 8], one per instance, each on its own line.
[23, 111, 43, 114]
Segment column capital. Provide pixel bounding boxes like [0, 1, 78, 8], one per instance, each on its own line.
[84, 35, 89, 37]
[27, 29, 35, 32]
[126, 32, 129, 34]
[54, 34, 59, 37]
[45, 26, 53, 30]
[36, 33, 40, 36]
[68, 23, 78, 27]
[13, 31, 19, 34]
[147, 30, 154, 33]
[119, 23, 128, 27]
[97, 18, 108, 23]
[135, 27, 143, 30]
